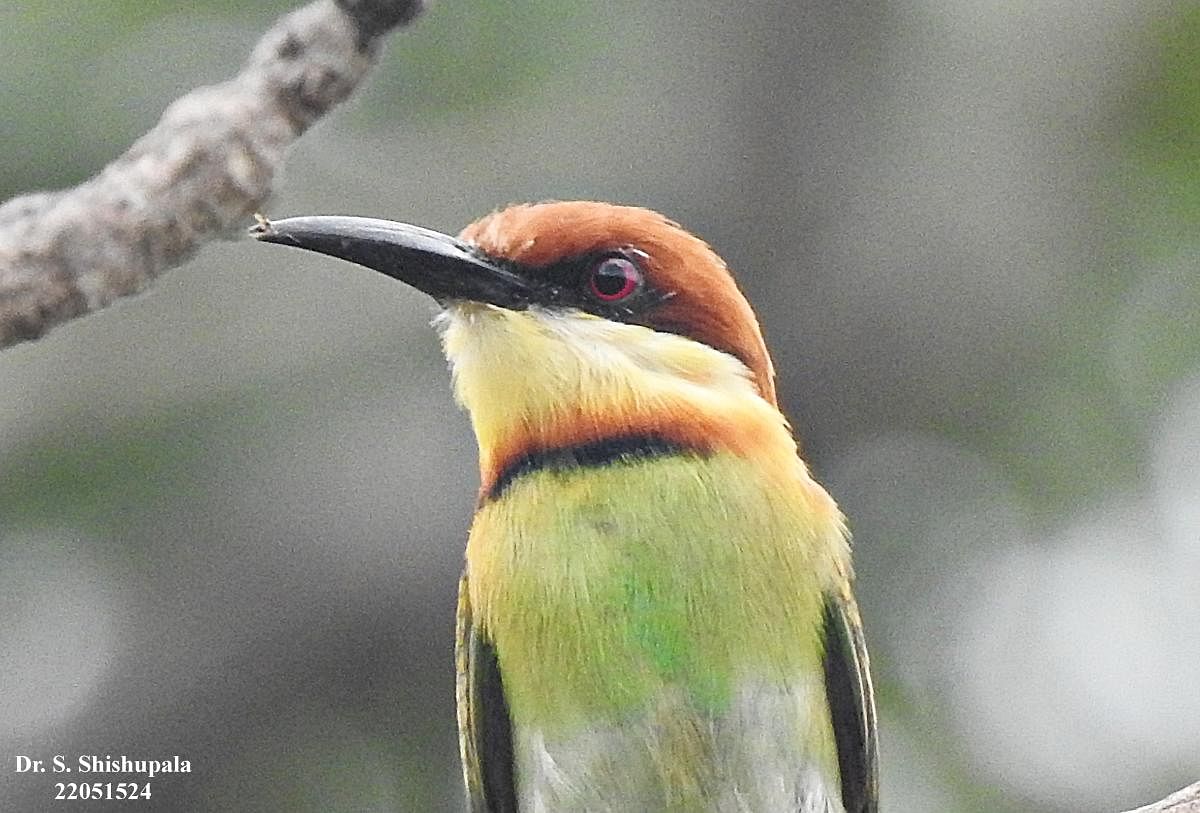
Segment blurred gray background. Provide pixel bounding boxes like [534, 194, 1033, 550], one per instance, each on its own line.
[2, 1, 1199, 810]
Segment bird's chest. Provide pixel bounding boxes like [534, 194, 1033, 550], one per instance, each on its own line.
[464, 454, 842, 808]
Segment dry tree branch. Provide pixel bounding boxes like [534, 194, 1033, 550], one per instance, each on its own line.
[0, 0, 424, 349]
[1124, 781, 1200, 813]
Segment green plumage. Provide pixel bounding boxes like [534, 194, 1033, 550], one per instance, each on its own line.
[458, 451, 874, 811]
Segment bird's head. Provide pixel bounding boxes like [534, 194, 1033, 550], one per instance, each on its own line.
[255, 202, 804, 496]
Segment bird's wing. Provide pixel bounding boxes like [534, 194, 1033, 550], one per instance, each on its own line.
[456, 572, 519, 813]
[821, 589, 879, 813]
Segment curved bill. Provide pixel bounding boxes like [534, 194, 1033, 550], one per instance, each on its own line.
[251, 215, 531, 307]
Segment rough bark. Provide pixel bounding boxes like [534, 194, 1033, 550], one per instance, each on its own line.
[0, 0, 425, 348]
[1125, 782, 1200, 813]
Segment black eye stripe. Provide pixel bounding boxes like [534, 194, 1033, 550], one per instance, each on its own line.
[476, 248, 664, 320]
[468, 248, 758, 375]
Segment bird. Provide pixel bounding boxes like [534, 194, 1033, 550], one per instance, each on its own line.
[253, 201, 878, 812]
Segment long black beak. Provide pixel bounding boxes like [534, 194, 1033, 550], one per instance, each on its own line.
[251, 215, 531, 307]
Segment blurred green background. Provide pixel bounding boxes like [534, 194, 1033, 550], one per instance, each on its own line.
[2, 1, 1199, 810]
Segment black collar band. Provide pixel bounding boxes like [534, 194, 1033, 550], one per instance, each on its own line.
[486, 434, 701, 501]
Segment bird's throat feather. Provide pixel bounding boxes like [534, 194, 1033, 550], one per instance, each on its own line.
[437, 304, 810, 498]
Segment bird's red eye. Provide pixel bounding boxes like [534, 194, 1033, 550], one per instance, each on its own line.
[588, 256, 642, 301]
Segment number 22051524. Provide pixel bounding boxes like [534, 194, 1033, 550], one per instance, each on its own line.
[54, 782, 152, 800]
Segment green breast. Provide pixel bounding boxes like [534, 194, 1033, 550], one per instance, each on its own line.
[465, 451, 843, 734]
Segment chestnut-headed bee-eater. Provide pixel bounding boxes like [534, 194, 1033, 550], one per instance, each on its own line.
[254, 201, 878, 812]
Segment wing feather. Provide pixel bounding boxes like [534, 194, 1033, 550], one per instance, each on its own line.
[456, 572, 518, 813]
[821, 592, 879, 812]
